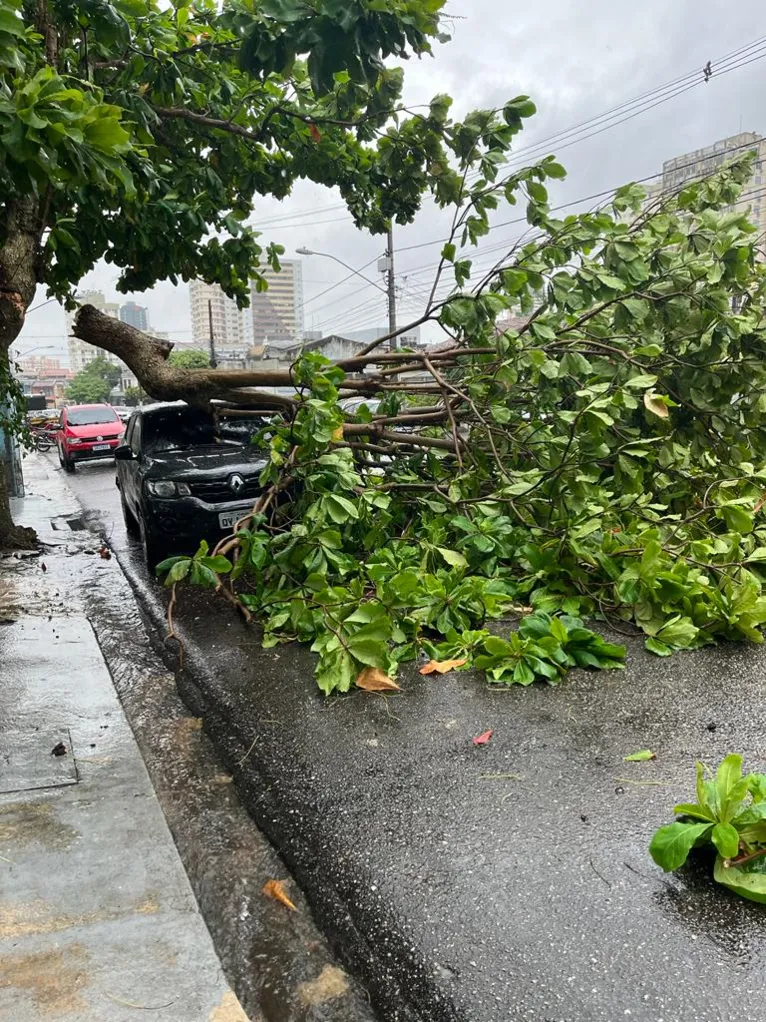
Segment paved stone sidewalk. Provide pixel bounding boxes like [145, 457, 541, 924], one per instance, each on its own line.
[1, 463, 250, 1021]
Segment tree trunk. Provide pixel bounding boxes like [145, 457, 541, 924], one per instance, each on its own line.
[0, 197, 44, 550]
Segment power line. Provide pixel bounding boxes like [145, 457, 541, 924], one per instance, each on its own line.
[465, 34, 766, 183]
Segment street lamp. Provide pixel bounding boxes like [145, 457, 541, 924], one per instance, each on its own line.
[295, 247, 387, 294]
[12, 344, 57, 360]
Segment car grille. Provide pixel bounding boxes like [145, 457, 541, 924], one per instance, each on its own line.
[188, 477, 262, 504]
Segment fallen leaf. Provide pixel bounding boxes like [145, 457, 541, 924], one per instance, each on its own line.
[40, 562, 47, 572]
[309, 123, 322, 143]
[419, 658, 467, 675]
[355, 667, 401, 692]
[472, 729, 493, 746]
[623, 749, 656, 762]
[263, 879, 297, 911]
[98, 546, 111, 560]
[643, 391, 669, 419]
[51, 742, 67, 757]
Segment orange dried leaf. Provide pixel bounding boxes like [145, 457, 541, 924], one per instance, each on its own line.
[355, 667, 401, 692]
[309, 123, 322, 143]
[419, 658, 468, 675]
[263, 879, 297, 912]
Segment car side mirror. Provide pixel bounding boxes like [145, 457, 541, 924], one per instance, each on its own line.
[114, 444, 134, 461]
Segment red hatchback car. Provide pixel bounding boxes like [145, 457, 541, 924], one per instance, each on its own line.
[57, 403, 126, 472]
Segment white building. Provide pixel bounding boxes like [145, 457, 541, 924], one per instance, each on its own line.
[189, 280, 246, 350]
[251, 260, 304, 346]
[66, 291, 139, 391]
[649, 131, 766, 241]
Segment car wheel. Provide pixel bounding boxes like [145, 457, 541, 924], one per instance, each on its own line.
[138, 513, 164, 571]
[58, 444, 75, 472]
[120, 493, 140, 537]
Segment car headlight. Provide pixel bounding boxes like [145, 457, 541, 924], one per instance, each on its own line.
[67, 437, 82, 444]
[146, 480, 192, 498]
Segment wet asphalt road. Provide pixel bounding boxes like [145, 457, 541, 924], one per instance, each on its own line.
[47, 453, 766, 1022]
[48, 453, 145, 564]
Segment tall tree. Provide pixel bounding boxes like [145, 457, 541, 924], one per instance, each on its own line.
[66, 354, 121, 402]
[0, 0, 463, 546]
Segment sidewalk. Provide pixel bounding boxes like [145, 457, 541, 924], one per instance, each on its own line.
[1, 465, 249, 1020]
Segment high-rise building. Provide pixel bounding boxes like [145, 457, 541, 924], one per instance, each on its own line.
[66, 291, 120, 374]
[119, 300, 149, 331]
[650, 131, 766, 241]
[65, 291, 139, 391]
[189, 280, 246, 350]
[251, 260, 304, 345]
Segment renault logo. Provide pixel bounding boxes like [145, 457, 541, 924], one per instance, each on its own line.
[229, 473, 245, 493]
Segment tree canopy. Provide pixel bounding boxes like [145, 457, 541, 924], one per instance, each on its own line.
[168, 349, 212, 369]
[66, 355, 121, 403]
[0, 0, 467, 543]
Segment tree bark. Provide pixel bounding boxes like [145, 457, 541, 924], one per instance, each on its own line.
[0, 197, 45, 550]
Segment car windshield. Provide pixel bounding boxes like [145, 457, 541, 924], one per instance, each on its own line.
[143, 407, 271, 452]
[67, 407, 119, 425]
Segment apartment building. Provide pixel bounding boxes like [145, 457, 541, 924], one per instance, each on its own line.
[251, 260, 304, 345]
[650, 131, 766, 238]
[66, 291, 121, 373]
[119, 300, 149, 331]
[189, 280, 246, 349]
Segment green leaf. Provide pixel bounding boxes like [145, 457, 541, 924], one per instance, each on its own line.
[326, 494, 360, 523]
[624, 374, 658, 389]
[649, 822, 713, 872]
[673, 802, 715, 822]
[200, 555, 233, 574]
[624, 749, 656, 762]
[165, 559, 191, 585]
[436, 547, 467, 569]
[645, 637, 672, 657]
[0, 10, 25, 37]
[711, 822, 740, 859]
[714, 854, 766, 903]
[543, 161, 566, 179]
[155, 555, 188, 576]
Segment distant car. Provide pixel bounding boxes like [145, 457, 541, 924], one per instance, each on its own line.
[57, 403, 126, 472]
[114, 403, 274, 566]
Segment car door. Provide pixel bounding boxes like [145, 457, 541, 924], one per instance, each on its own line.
[122, 413, 143, 514]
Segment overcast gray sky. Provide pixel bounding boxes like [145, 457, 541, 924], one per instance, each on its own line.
[16, 0, 766, 360]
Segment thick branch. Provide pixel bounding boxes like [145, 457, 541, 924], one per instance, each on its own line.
[73, 305, 298, 409]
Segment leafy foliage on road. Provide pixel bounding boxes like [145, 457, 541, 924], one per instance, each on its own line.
[651, 755, 766, 902]
[155, 153, 766, 693]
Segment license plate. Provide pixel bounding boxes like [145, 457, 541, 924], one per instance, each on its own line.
[218, 512, 239, 530]
[91, 443, 111, 451]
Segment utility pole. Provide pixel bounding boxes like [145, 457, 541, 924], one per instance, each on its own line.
[385, 226, 397, 349]
[207, 298, 218, 368]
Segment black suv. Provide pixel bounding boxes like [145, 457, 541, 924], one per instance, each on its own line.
[115, 403, 272, 566]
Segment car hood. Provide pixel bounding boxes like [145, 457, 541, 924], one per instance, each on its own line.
[67, 422, 124, 439]
[143, 444, 268, 479]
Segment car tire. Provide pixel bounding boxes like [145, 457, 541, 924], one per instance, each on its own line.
[120, 493, 140, 537]
[138, 513, 164, 571]
[58, 444, 75, 472]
